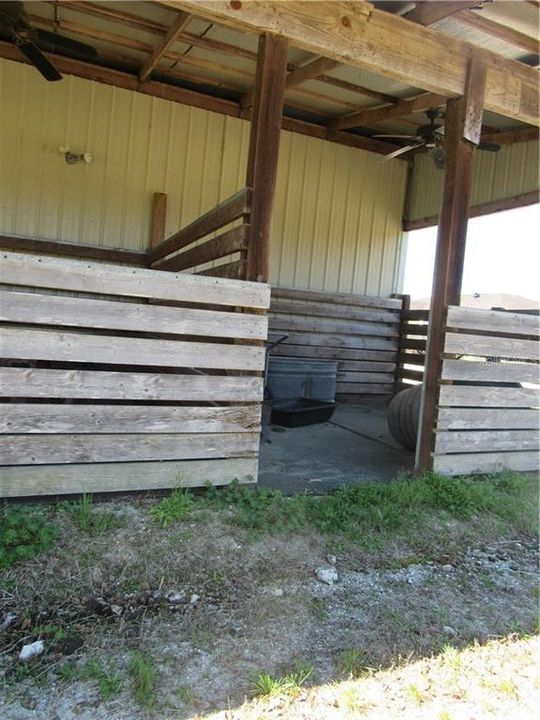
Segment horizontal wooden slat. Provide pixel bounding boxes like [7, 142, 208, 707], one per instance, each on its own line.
[0, 368, 263, 401]
[437, 408, 539, 430]
[0, 457, 258, 497]
[439, 385, 539, 408]
[0, 234, 147, 266]
[337, 360, 397, 373]
[271, 286, 402, 310]
[0, 251, 269, 309]
[404, 310, 430, 321]
[270, 297, 400, 324]
[198, 259, 245, 279]
[155, 225, 247, 272]
[402, 322, 428, 336]
[0, 432, 259, 465]
[447, 306, 540, 337]
[434, 451, 538, 477]
[268, 344, 397, 362]
[0, 290, 267, 341]
[0, 327, 265, 371]
[148, 188, 251, 264]
[442, 359, 539, 384]
[270, 313, 398, 338]
[445, 332, 539, 361]
[337, 371, 394, 383]
[267, 330, 398, 352]
[435, 429, 539, 454]
[0, 404, 260, 434]
[335, 382, 394, 394]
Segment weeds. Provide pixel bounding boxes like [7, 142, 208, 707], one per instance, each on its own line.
[337, 648, 369, 679]
[129, 652, 157, 708]
[59, 494, 122, 536]
[151, 489, 194, 527]
[251, 662, 314, 699]
[0, 505, 59, 570]
[56, 659, 123, 699]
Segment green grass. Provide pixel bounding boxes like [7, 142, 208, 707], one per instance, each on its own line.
[59, 494, 123, 536]
[56, 659, 123, 699]
[128, 652, 157, 708]
[0, 504, 59, 570]
[337, 648, 370, 679]
[250, 662, 315, 699]
[150, 488, 194, 527]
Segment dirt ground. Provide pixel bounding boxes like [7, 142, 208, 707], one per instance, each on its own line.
[1, 488, 538, 720]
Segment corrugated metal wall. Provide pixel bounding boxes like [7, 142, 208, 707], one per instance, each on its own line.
[407, 140, 539, 223]
[0, 58, 407, 296]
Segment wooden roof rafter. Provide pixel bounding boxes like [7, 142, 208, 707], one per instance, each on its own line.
[139, 10, 191, 82]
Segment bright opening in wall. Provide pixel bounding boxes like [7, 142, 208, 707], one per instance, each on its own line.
[401, 203, 540, 310]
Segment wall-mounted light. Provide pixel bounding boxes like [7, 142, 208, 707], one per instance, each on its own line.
[58, 145, 93, 165]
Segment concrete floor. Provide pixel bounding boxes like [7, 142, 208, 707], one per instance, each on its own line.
[259, 403, 414, 494]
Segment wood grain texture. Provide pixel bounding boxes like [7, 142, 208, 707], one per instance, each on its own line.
[267, 329, 398, 351]
[269, 314, 398, 338]
[0, 457, 258, 497]
[0, 432, 259, 465]
[445, 333, 539, 361]
[441, 359, 539, 384]
[434, 451, 538, 476]
[270, 298, 400, 324]
[0, 251, 270, 309]
[197, 260, 245, 279]
[0, 404, 261, 434]
[150, 193, 168, 249]
[0, 368, 263, 401]
[439, 385, 539, 408]
[0, 327, 265, 371]
[435, 429, 539, 454]
[269, 343, 397, 362]
[446, 306, 540, 337]
[0, 234, 147, 266]
[0, 290, 268, 341]
[154, 225, 247, 272]
[437, 408, 539, 430]
[271, 287, 402, 310]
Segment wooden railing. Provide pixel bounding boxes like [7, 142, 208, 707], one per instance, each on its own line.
[395, 298, 428, 391]
[148, 187, 252, 279]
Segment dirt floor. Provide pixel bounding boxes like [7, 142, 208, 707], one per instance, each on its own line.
[0, 474, 538, 720]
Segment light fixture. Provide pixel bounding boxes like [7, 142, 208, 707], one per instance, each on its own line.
[58, 145, 93, 164]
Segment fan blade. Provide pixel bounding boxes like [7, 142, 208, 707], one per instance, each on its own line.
[378, 144, 421, 163]
[17, 40, 62, 81]
[35, 28, 98, 59]
[478, 141, 501, 152]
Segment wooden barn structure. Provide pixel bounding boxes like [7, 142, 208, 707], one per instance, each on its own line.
[0, 0, 538, 497]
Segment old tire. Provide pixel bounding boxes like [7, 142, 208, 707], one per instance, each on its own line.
[387, 384, 422, 450]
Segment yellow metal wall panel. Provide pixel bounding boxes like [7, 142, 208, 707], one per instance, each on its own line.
[0, 58, 406, 296]
[407, 141, 540, 222]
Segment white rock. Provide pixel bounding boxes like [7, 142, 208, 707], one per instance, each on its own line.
[443, 625, 457, 637]
[19, 640, 45, 663]
[326, 555, 337, 565]
[190, 593, 200, 605]
[167, 591, 186, 605]
[272, 588, 284, 597]
[315, 566, 338, 585]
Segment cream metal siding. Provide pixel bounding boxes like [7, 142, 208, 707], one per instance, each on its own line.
[0, 58, 407, 296]
[407, 140, 540, 223]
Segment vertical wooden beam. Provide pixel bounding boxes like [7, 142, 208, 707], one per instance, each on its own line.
[415, 59, 487, 474]
[245, 34, 289, 282]
[150, 192, 167, 250]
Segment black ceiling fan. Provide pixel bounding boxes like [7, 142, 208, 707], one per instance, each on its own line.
[0, 1, 98, 82]
[375, 108, 501, 167]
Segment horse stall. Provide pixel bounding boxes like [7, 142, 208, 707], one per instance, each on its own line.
[1, 1, 539, 497]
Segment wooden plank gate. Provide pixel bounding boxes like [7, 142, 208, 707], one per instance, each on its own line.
[433, 305, 539, 476]
[0, 251, 269, 497]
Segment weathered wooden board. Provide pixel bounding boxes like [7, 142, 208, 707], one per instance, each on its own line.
[270, 297, 399, 324]
[337, 371, 394, 384]
[268, 343, 397, 363]
[335, 382, 394, 394]
[445, 332, 539, 361]
[435, 429, 539, 454]
[0, 404, 261, 434]
[439, 385, 539, 408]
[157, 225, 247, 272]
[0, 457, 258, 497]
[0, 251, 270, 309]
[441, 359, 539, 383]
[267, 329, 398, 351]
[0, 290, 268, 341]
[271, 287, 402, 310]
[1, 327, 265, 371]
[437, 408, 539, 430]
[269, 313, 398, 338]
[198, 260, 244, 279]
[434, 451, 538, 476]
[0, 432, 259, 465]
[336, 360, 397, 373]
[447, 306, 540, 337]
[0, 368, 263, 401]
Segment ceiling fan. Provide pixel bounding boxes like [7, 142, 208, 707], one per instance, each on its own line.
[375, 108, 501, 167]
[0, 1, 98, 82]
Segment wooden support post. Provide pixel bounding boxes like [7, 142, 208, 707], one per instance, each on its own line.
[415, 59, 487, 474]
[150, 192, 167, 250]
[245, 34, 289, 282]
[392, 293, 411, 393]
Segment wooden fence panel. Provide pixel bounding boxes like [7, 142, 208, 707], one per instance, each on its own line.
[395, 304, 428, 392]
[0, 251, 269, 498]
[269, 287, 403, 403]
[433, 305, 539, 477]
